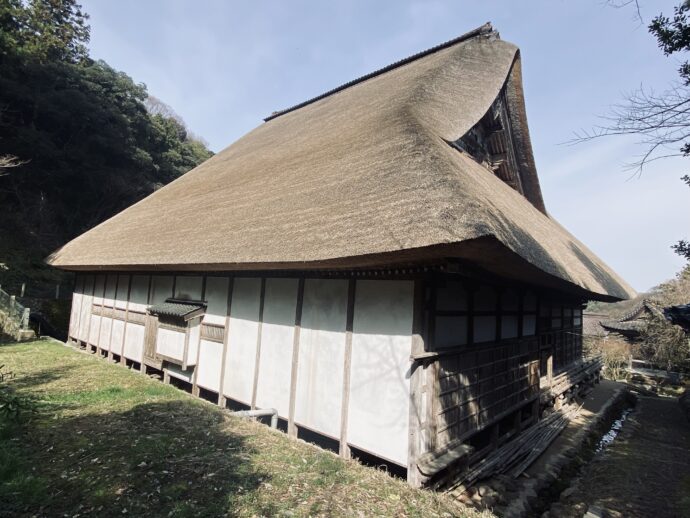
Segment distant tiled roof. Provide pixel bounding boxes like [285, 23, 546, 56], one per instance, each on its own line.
[599, 299, 663, 337]
[149, 299, 205, 319]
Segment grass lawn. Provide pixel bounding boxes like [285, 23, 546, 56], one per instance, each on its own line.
[0, 339, 488, 517]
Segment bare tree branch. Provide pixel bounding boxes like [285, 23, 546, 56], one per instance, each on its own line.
[569, 83, 690, 172]
[605, 0, 643, 25]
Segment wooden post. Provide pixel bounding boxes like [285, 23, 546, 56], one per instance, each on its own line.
[287, 278, 305, 438]
[339, 279, 356, 459]
[250, 278, 266, 410]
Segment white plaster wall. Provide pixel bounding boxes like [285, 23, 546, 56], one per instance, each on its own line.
[196, 339, 223, 391]
[156, 327, 185, 362]
[175, 276, 202, 300]
[150, 276, 173, 304]
[255, 278, 298, 417]
[78, 275, 94, 342]
[124, 323, 144, 361]
[93, 275, 106, 305]
[223, 277, 262, 405]
[295, 278, 348, 438]
[187, 319, 200, 366]
[69, 276, 83, 338]
[103, 275, 117, 305]
[98, 317, 112, 351]
[110, 319, 125, 355]
[204, 276, 229, 325]
[128, 275, 149, 313]
[89, 314, 101, 345]
[348, 280, 413, 466]
[98, 275, 117, 351]
[114, 275, 130, 309]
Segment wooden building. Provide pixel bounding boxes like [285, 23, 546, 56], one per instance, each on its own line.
[48, 24, 634, 487]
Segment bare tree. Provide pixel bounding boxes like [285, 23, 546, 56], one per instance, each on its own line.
[572, 84, 690, 172]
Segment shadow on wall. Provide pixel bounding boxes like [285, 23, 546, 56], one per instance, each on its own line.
[0, 396, 265, 517]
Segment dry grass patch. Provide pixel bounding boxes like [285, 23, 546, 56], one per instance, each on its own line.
[0, 339, 489, 517]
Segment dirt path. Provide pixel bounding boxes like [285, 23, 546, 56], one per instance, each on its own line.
[559, 395, 690, 518]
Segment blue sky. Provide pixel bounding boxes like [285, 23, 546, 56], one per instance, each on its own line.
[80, 0, 689, 292]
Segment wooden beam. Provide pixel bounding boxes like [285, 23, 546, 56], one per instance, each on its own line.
[288, 278, 305, 438]
[251, 278, 266, 410]
[218, 277, 235, 408]
[339, 278, 356, 459]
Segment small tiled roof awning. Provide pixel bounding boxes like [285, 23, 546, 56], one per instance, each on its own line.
[148, 299, 206, 321]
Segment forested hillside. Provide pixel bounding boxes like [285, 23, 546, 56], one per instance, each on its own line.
[0, 0, 213, 312]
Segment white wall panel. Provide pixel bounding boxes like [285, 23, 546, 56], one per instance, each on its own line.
[88, 314, 101, 345]
[196, 339, 223, 391]
[93, 275, 106, 305]
[69, 276, 84, 338]
[78, 275, 94, 342]
[123, 323, 145, 361]
[223, 278, 262, 405]
[295, 279, 348, 439]
[150, 276, 173, 304]
[255, 278, 298, 417]
[114, 275, 130, 309]
[203, 276, 229, 325]
[103, 275, 117, 306]
[98, 317, 112, 351]
[175, 276, 202, 300]
[348, 280, 413, 466]
[110, 319, 125, 355]
[128, 275, 149, 313]
[187, 320, 200, 366]
[156, 327, 185, 361]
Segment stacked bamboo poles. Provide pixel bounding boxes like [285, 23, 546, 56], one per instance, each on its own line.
[448, 404, 581, 492]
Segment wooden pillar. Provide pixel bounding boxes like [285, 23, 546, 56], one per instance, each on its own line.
[339, 278, 356, 459]
[287, 278, 305, 438]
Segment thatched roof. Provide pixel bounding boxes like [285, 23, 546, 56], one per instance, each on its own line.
[47, 24, 635, 301]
